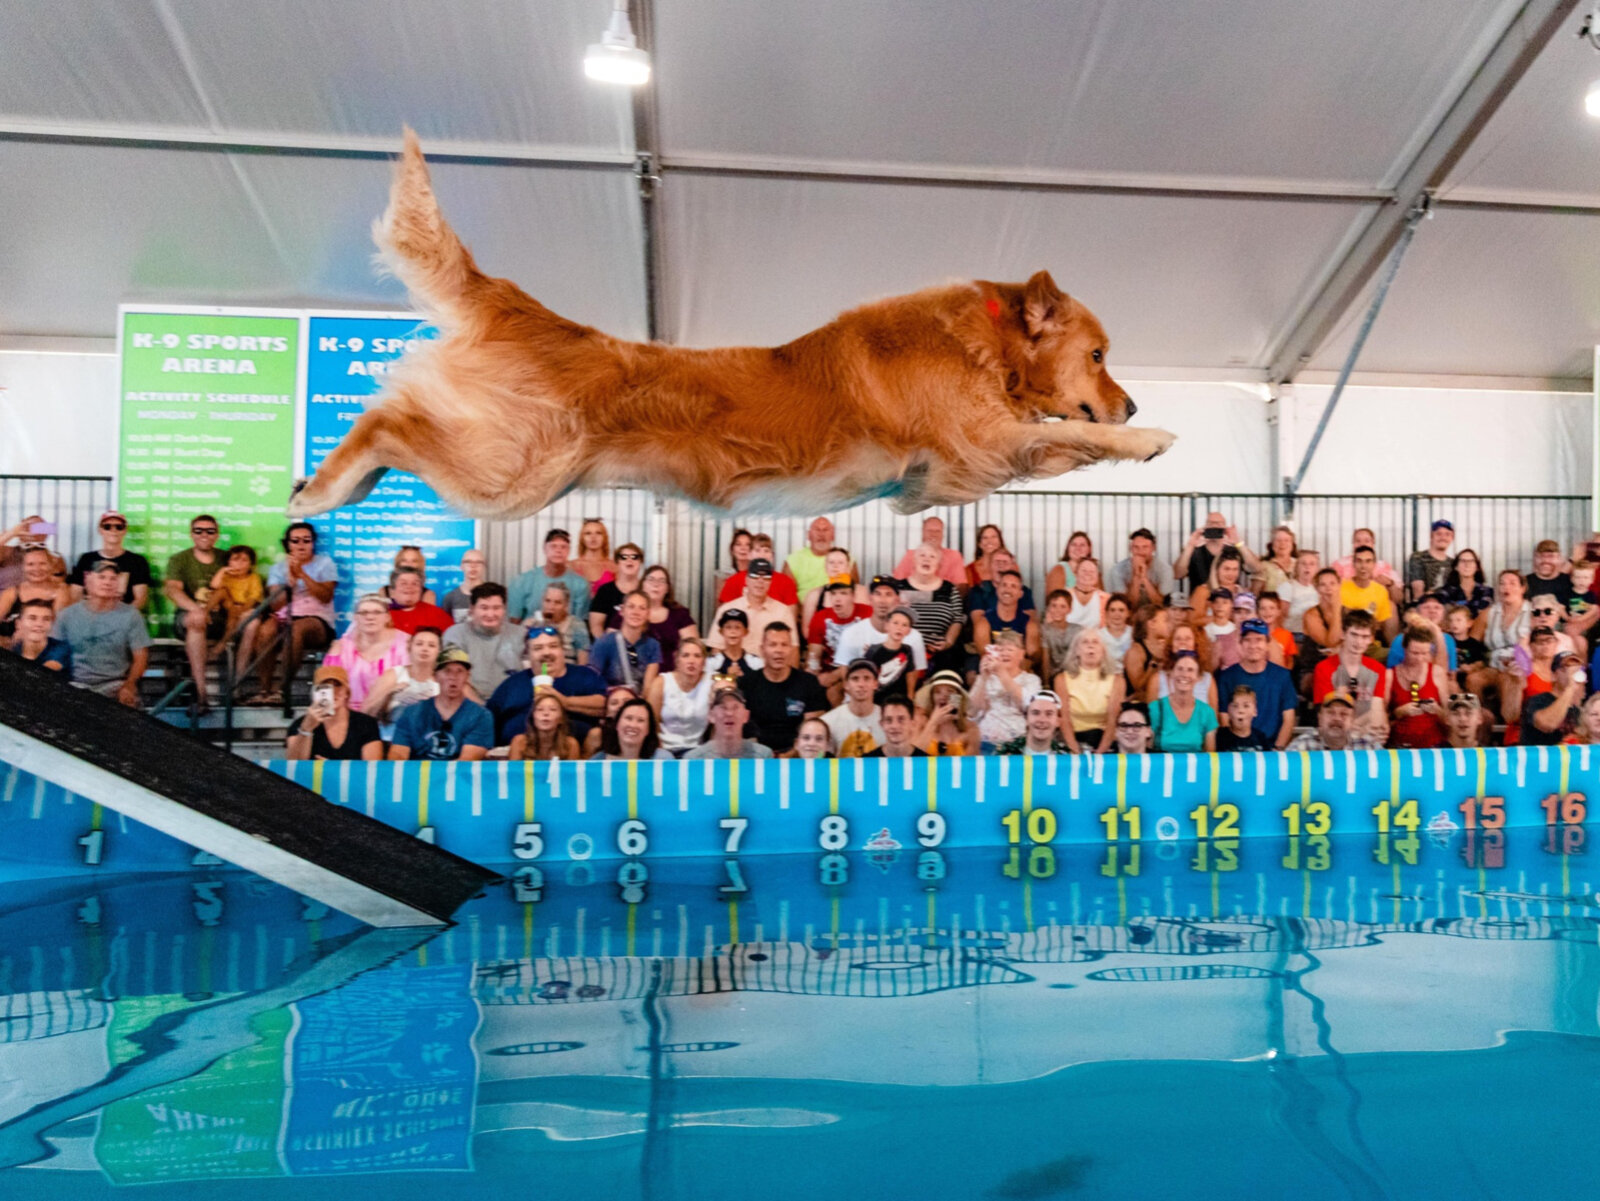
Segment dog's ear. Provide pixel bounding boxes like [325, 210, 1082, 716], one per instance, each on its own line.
[1023, 271, 1068, 340]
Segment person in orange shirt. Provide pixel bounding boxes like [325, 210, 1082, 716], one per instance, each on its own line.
[1256, 590, 1297, 668]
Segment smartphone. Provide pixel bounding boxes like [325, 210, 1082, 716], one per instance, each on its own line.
[312, 684, 335, 713]
[1203, 526, 1226, 540]
[27, 521, 56, 536]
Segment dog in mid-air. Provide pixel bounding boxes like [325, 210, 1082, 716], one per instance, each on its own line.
[287, 131, 1175, 521]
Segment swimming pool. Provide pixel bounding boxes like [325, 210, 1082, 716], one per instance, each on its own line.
[1, 832, 1595, 1199]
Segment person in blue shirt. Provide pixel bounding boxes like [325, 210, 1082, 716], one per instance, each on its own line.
[588, 591, 662, 691]
[7, 597, 72, 672]
[506, 528, 593, 623]
[388, 646, 493, 761]
[487, 627, 607, 745]
[1384, 592, 1458, 671]
[1215, 620, 1297, 749]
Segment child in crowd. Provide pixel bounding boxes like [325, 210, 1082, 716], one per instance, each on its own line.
[864, 608, 920, 703]
[1039, 590, 1076, 682]
[1256, 591, 1296, 668]
[1214, 685, 1272, 751]
[706, 609, 762, 678]
[1203, 588, 1240, 670]
[207, 545, 264, 648]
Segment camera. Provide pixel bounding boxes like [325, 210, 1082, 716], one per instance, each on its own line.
[1203, 526, 1226, 540]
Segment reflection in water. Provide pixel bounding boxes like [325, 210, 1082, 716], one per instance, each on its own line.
[0, 831, 1596, 1198]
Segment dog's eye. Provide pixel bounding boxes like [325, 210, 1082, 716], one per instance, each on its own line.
[1091, 348, 1104, 364]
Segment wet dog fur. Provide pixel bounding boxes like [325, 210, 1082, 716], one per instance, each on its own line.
[287, 131, 1175, 521]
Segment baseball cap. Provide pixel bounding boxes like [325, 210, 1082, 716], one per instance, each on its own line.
[869, 574, 901, 592]
[436, 646, 473, 669]
[312, 665, 349, 687]
[1210, 587, 1233, 602]
[717, 607, 750, 628]
[1321, 689, 1356, 708]
[1431, 519, 1454, 532]
[1553, 650, 1581, 670]
[544, 528, 571, 544]
[1240, 618, 1270, 638]
[1232, 591, 1258, 611]
[88, 558, 121, 574]
[1424, 589, 1451, 606]
[747, 557, 774, 577]
[1536, 539, 1562, 554]
[97, 510, 127, 526]
[888, 605, 916, 624]
[710, 685, 748, 708]
[846, 657, 880, 678]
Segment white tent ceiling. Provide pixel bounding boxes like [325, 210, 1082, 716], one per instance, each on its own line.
[3, 0, 1598, 386]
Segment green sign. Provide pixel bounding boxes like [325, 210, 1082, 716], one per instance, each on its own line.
[95, 998, 291, 1183]
[118, 309, 300, 623]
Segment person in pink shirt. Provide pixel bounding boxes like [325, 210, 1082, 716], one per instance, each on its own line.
[319, 592, 410, 711]
[1331, 528, 1400, 592]
[893, 516, 966, 587]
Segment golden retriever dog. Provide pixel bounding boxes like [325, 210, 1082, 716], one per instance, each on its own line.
[287, 131, 1175, 521]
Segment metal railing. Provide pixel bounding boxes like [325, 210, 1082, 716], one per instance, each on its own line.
[0, 475, 114, 566]
[485, 489, 1593, 628]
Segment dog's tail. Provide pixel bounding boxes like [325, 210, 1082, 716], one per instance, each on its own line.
[373, 129, 486, 330]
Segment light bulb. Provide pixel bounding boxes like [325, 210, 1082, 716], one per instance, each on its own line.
[1587, 78, 1600, 118]
[584, 4, 650, 86]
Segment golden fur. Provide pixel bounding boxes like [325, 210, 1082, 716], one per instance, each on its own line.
[287, 131, 1175, 521]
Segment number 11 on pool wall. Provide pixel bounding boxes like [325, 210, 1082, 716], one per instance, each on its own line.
[1099, 806, 1141, 841]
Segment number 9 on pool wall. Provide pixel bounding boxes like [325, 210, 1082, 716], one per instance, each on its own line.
[916, 812, 947, 847]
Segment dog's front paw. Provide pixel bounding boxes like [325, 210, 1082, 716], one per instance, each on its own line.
[1127, 428, 1177, 462]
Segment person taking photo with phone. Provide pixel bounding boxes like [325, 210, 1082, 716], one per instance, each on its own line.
[287, 665, 383, 761]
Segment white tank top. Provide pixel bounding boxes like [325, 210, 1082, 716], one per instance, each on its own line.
[659, 672, 712, 752]
[1068, 590, 1102, 630]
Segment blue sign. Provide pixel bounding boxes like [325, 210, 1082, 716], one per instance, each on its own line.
[283, 961, 479, 1175]
[303, 315, 475, 626]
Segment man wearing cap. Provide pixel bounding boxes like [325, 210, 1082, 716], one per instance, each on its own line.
[1108, 528, 1174, 609]
[1526, 539, 1574, 610]
[68, 511, 151, 611]
[707, 559, 798, 654]
[286, 665, 382, 761]
[54, 558, 151, 706]
[1406, 520, 1456, 603]
[835, 576, 930, 670]
[389, 646, 493, 761]
[486, 627, 607, 746]
[805, 580, 871, 685]
[684, 686, 774, 759]
[822, 659, 887, 757]
[1216, 618, 1297, 749]
[706, 609, 763, 678]
[995, 690, 1073, 755]
[862, 696, 927, 758]
[1520, 650, 1585, 746]
[783, 517, 837, 599]
[507, 528, 592, 623]
[740, 624, 829, 753]
[443, 582, 525, 698]
[1288, 690, 1382, 751]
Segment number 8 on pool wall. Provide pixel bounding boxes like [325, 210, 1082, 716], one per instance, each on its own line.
[819, 814, 850, 851]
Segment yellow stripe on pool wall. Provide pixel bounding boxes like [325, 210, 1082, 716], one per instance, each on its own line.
[628, 760, 639, 821]
[524, 759, 535, 822]
[729, 760, 740, 819]
[1299, 752, 1311, 805]
[91, 802, 102, 832]
[1208, 753, 1219, 805]
[1116, 755, 1127, 810]
[829, 757, 840, 815]
[1388, 749, 1401, 805]
[1560, 744, 1570, 796]
[1475, 747, 1486, 799]
[418, 760, 431, 828]
[311, 760, 325, 795]
[1022, 754, 1034, 813]
[928, 760, 938, 812]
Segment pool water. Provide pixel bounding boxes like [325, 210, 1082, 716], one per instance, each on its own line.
[1, 833, 1597, 1200]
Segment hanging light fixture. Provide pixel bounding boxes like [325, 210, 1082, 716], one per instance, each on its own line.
[585, 0, 651, 86]
[1582, 4, 1600, 117]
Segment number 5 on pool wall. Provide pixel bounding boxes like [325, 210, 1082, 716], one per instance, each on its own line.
[1001, 808, 1057, 844]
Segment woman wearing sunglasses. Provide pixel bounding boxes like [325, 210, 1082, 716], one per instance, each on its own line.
[251, 521, 338, 704]
[589, 542, 647, 640]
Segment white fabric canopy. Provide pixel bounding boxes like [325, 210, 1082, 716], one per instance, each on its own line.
[2, 0, 1597, 385]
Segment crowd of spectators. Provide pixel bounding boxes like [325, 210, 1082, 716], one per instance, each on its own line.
[8, 507, 1600, 761]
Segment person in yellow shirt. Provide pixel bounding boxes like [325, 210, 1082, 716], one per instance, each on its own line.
[1339, 546, 1398, 643]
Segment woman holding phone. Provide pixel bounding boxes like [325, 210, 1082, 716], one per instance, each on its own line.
[286, 665, 383, 760]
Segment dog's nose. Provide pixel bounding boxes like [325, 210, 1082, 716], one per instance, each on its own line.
[1123, 396, 1137, 420]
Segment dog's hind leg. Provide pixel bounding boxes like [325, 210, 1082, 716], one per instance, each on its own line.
[287, 408, 408, 517]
